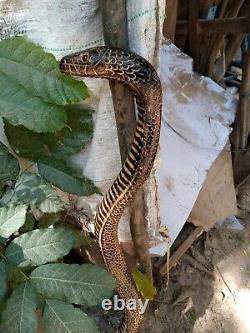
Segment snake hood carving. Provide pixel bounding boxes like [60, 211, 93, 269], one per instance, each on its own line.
[60, 46, 162, 333]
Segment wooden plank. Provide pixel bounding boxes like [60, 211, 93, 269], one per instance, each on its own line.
[163, 0, 179, 41]
[100, 0, 152, 277]
[218, 0, 230, 18]
[176, 17, 250, 35]
[239, 51, 250, 149]
[234, 51, 250, 184]
[198, 0, 220, 75]
[225, 34, 245, 70]
[188, 0, 199, 70]
[234, 51, 250, 149]
[160, 227, 204, 275]
[226, 1, 250, 69]
[207, 0, 246, 79]
[233, 150, 250, 186]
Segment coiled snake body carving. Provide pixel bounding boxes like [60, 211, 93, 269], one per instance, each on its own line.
[60, 47, 162, 333]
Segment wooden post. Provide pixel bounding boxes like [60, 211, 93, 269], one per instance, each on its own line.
[236, 51, 250, 149]
[225, 34, 244, 70]
[176, 17, 250, 35]
[100, 0, 135, 159]
[100, 0, 152, 277]
[225, 0, 250, 70]
[207, 0, 246, 79]
[188, 0, 199, 71]
[164, 0, 179, 41]
[233, 50, 250, 185]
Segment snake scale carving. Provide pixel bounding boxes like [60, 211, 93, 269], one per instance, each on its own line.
[60, 47, 162, 333]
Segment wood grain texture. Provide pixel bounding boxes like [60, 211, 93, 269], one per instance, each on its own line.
[233, 51, 250, 185]
[188, 0, 199, 71]
[207, 0, 246, 78]
[163, 0, 179, 41]
[100, 0, 152, 277]
[176, 17, 250, 35]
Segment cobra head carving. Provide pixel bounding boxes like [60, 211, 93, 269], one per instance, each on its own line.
[60, 46, 157, 88]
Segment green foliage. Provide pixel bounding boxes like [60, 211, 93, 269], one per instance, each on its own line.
[43, 299, 99, 333]
[0, 190, 19, 207]
[5, 106, 93, 161]
[132, 269, 157, 300]
[14, 172, 64, 213]
[6, 266, 33, 290]
[0, 205, 27, 238]
[0, 77, 66, 132]
[1, 282, 38, 333]
[0, 36, 97, 198]
[0, 37, 114, 333]
[0, 184, 4, 198]
[30, 263, 116, 306]
[0, 143, 20, 184]
[0, 37, 89, 105]
[5, 227, 77, 267]
[19, 212, 35, 234]
[0, 261, 7, 302]
[39, 194, 63, 214]
[38, 158, 99, 196]
[37, 212, 61, 228]
[15, 172, 53, 205]
[0, 172, 64, 215]
[0, 37, 88, 132]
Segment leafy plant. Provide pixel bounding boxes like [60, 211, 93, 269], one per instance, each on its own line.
[0, 37, 88, 132]
[0, 37, 115, 333]
[43, 300, 99, 333]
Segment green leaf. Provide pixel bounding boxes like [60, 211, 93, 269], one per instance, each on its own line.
[4, 123, 47, 161]
[30, 263, 116, 306]
[48, 106, 93, 160]
[132, 269, 157, 300]
[0, 236, 6, 244]
[1, 282, 38, 333]
[4, 107, 93, 161]
[37, 212, 61, 228]
[43, 299, 99, 333]
[0, 205, 27, 238]
[19, 212, 35, 234]
[0, 183, 4, 198]
[0, 37, 88, 132]
[5, 265, 34, 290]
[0, 37, 88, 105]
[0, 260, 7, 302]
[0, 73, 67, 132]
[38, 190, 63, 214]
[0, 190, 20, 207]
[15, 172, 46, 205]
[38, 158, 99, 196]
[0, 143, 20, 183]
[14, 172, 63, 212]
[5, 227, 77, 267]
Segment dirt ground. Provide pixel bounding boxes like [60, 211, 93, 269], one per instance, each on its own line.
[142, 214, 250, 333]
